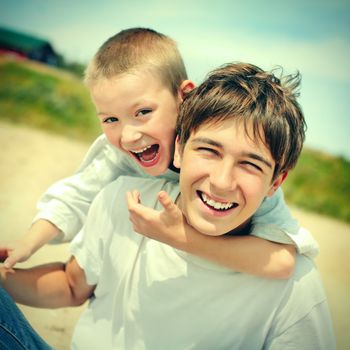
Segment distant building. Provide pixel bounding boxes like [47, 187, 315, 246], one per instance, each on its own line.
[0, 27, 59, 66]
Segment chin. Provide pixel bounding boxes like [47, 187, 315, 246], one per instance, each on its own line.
[190, 220, 229, 237]
[141, 165, 167, 176]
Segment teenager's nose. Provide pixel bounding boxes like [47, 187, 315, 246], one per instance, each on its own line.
[209, 163, 237, 192]
[121, 125, 142, 145]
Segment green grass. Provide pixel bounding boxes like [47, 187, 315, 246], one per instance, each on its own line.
[1, 58, 350, 224]
[0, 58, 100, 141]
[283, 149, 350, 223]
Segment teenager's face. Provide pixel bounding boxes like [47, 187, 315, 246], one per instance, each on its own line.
[174, 119, 285, 236]
[91, 71, 181, 176]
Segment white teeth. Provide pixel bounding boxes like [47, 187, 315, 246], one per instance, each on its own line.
[201, 193, 234, 210]
[131, 145, 152, 154]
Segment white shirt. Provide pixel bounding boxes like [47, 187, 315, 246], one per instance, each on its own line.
[36, 134, 318, 256]
[70, 176, 335, 350]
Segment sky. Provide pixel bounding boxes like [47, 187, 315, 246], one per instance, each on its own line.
[1, 0, 349, 159]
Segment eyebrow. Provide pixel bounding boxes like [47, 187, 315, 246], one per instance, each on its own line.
[96, 100, 154, 117]
[191, 137, 273, 169]
[246, 153, 273, 169]
[191, 137, 222, 148]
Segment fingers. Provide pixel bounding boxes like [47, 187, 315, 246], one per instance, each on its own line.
[126, 190, 141, 209]
[126, 190, 146, 228]
[0, 249, 8, 263]
[1, 248, 25, 269]
[3, 256, 16, 269]
[0, 249, 17, 269]
[133, 190, 141, 204]
[158, 191, 175, 211]
[127, 190, 174, 214]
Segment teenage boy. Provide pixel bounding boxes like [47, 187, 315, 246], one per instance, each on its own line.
[0, 62, 335, 349]
[0, 28, 318, 277]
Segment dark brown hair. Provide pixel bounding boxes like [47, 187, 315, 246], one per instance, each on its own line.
[176, 62, 306, 179]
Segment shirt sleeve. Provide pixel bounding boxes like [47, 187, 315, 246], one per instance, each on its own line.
[33, 134, 133, 242]
[264, 255, 336, 349]
[69, 181, 116, 286]
[251, 188, 319, 258]
[265, 301, 336, 350]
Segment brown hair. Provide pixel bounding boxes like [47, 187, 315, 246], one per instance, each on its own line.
[176, 62, 306, 179]
[84, 27, 188, 96]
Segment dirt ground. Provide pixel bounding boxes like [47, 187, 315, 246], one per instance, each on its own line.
[0, 121, 349, 349]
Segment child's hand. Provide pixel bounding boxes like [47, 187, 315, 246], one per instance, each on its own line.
[0, 249, 8, 263]
[126, 190, 188, 246]
[0, 239, 33, 268]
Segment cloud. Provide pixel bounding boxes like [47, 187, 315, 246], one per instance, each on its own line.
[179, 31, 350, 83]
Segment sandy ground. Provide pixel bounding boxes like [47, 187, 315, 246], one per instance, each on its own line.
[0, 121, 349, 349]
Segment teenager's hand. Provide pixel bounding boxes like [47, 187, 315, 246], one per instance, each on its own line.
[0, 239, 33, 268]
[126, 190, 188, 247]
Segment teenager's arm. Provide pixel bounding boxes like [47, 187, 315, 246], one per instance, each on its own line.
[127, 190, 295, 279]
[0, 256, 94, 308]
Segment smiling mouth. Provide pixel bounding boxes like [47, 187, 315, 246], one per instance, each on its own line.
[130, 144, 160, 166]
[197, 191, 238, 211]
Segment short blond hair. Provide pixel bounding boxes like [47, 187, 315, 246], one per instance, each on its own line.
[84, 28, 188, 96]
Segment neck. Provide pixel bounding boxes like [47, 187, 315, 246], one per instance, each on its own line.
[225, 219, 252, 236]
[168, 161, 180, 173]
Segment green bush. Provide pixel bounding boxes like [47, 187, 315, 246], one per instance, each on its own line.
[0, 58, 100, 141]
[283, 149, 350, 223]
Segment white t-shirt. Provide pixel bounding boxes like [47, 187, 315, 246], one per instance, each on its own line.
[35, 134, 319, 257]
[70, 176, 335, 350]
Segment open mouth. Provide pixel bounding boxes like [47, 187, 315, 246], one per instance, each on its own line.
[130, 144, 160, 167]
[197, 191, 238, 211]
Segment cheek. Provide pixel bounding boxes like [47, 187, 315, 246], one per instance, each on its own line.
[160, 102, 179, 131]
[240, 177, 270, 204]
[182, 159, 208, 183]
[154, 125, 176, 151]
[103, 127, 121, 148]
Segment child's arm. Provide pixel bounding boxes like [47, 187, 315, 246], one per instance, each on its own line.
[127, 190, 296, 279]
[33, 134, 123, 243]
[0, 219, 59, 268]
[0, 256, 94, 308]
[1, 135, 130, 268]
[252, 188, 319, 258]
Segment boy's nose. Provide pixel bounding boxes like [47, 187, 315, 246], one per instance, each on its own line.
[121, 125, 142, 145]
[209, 165, 237, 192]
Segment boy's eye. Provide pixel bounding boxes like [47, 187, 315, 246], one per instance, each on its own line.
[103, 116, 118, 123]
[136, 109, 152, 117]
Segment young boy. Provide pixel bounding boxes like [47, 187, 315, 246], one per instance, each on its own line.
[0, 28, 318, 277]
[0, 62, 335, 349]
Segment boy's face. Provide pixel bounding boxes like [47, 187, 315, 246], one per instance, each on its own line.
[174, 118, 285, 236]
[91, 71, 182, 176]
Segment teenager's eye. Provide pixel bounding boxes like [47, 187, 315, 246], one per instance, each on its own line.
[136, 109, 152, 117]
[242, 161, 263, 172]
[103, 116, 119, 124]
[197, 147, 219, 156]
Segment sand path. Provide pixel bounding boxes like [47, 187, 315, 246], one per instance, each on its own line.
[0, 121, 349, 349]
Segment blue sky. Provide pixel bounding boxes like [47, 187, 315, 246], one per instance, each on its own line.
[1, 0, 349, 159]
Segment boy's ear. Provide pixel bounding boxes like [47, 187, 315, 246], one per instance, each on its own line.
[267, 172, 288, 197]
[178, 80, 195, 101]
[173, 136, 182, 169]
